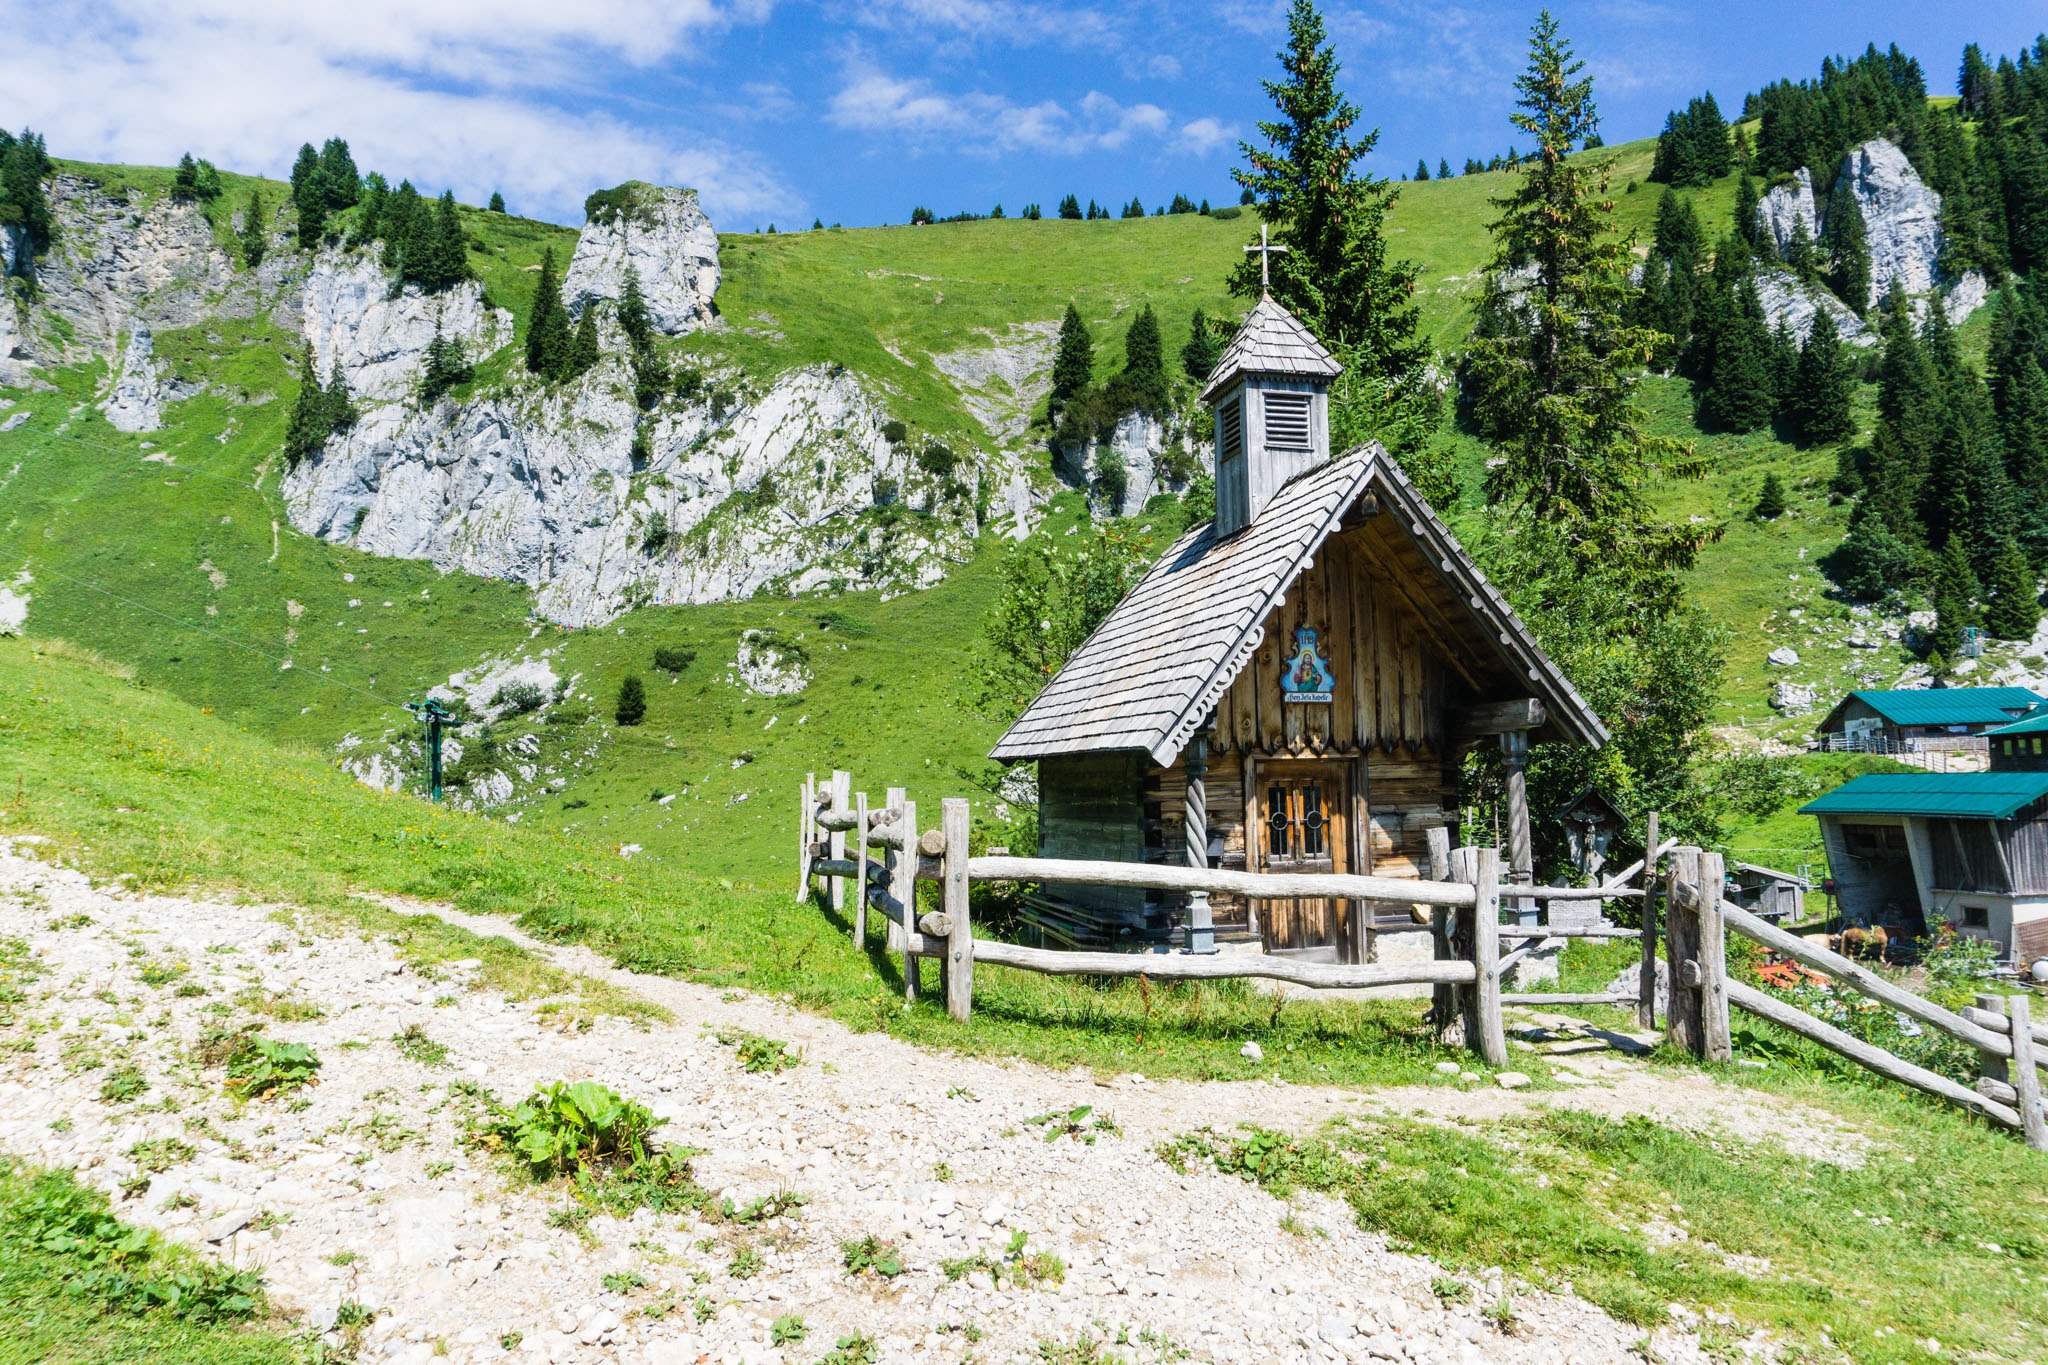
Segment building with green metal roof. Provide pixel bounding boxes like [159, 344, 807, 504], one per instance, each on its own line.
[1800, 762, 2048, 969]
[1813, 687, 2043, 756]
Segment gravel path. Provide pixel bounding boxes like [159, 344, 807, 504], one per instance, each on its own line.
[0, 840, 1799, 1364]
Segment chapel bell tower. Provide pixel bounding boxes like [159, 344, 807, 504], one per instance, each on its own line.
[1198, 227, 1342, 537]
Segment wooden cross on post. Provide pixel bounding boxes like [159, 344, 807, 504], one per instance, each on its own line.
[1246, 222, 1287, 294]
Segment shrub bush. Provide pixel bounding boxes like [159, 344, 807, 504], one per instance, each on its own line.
[652, 645, 696, 674]
[491, 681, 546, 715]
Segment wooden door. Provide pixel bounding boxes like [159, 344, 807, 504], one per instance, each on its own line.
[1256, 762, 1351, 956]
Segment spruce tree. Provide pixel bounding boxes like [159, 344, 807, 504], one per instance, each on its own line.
[1754, 471, 1788, 519]
[1180, 308, 1221, 383]
[1822, 176, 1871, 311]
[238, 189, 267, 269]
[1229, 0, 1422, 376]
[1783, 219, 1818, 280]
[288, 142, 318, 199]
[0, 129, 53, 253]
[565, 304, 600, 379]
[1790, 309, 1855, 444]
[488, 191, 506, 213]
[413, 190, 467, 291]
[314, 138, 360, 209]
[1058, 194, 1082, 220]
[1439, 158, 1451, 180]
[1861, 293, 1942, 539]
[283, 350, 328, 464]
[322, 359, 359, 434]
[419, 320, 473, 404]
[1703, 269, 1775, 432]
[1464, 11, 1699, 562]
[1464, 14, 1721, 867]
[1931, 535, 1981, 660]
[1734, 173, 1762, 253]
[1119, 305, 1168, 415]
[614, 675, 647, 726]
[1414, 158, 1429, 181]
[1984, 537, 2041, 640]
[172, 153, 199, 202]
[1049, 303, 1093, 421]
[618, 267, 653, 352]
[525, 246, 571, 381]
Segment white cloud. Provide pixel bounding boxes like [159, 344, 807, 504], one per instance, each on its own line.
[0, 0, 795, 226]
[1176, 117, 1238, 157]
[829, 65, 1175, 156]
[830, 0, 1121, 50]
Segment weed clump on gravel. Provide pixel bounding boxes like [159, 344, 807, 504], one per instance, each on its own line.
[469, 1079, 702, 1214]
[222, 1037, 321, 1099]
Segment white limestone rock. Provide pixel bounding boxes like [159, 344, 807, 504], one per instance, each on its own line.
[1057, 411, 1194, 517]
[284, 349, 1023, 625]
[733, 631, 809, 696]
[0, 569, 28, 636]
[1770, 680, 1818, 714]
[99, 326, 166, 431]
[1752, 266, 1871, 347]
[301, 250, 509, 406]
[562, 184, 719, 335]
[1841, 140, 1944, 309]
[1756, 168, 1820, 260]
[1766, 646, 1800, 667]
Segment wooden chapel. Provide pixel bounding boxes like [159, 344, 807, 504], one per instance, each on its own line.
[990, 284, 1608, 959]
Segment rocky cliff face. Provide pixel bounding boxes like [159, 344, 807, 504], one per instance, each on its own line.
[282, 188, 1031, 625]
[1756, 168, 1820, 260]
[301, 250, 510, 404]
[1056, 412, 1194, 517]
[562, 185, 719, 334]
[1753, 267, 1871, 347]
[3, 176, 301, 383]
[1752, 139, 1988, 331]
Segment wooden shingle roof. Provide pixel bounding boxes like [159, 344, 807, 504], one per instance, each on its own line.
[991, 444, 1607, 766]
[1198, 296, 1342, 402]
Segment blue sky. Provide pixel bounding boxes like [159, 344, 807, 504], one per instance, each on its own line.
[4, 2, 2046, 232]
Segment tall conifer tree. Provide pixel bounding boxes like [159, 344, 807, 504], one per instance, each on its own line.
[1230, 0, 1422, 376]
[1048, 303, 1093, 421]
[1790, 310, 1855, 445]
[525, 246, 571, 381]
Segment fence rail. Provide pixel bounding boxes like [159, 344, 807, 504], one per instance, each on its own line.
[796, 769, 1674, 1071]
[798, 768, 2046, 1147]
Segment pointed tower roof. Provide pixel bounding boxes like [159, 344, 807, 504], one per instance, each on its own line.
[1199, 295, 1341, 402]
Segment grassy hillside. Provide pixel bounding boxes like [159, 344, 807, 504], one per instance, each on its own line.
[4, 123, 1960, 885]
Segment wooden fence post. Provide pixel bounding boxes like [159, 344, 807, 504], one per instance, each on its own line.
[828, 771, 850, 917]
[1665, 846, 1702, 1057]
[942, 798, 973, 1023]
[1638, 811, 1659, 1030]
[1427, 827, 1454, 1032]
[2007, 994, 2048, 1151]
[896, 798, 919, 1005]
[797, 773, 816, 903]
[853, 790, 870, 944]
[1697, 849, 1732, 1063]
[1458, 855, 1507, 1064]
[1442, 847, 1478, 1049]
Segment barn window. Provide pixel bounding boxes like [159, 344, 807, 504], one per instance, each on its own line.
[2035, 737, 2044, 755]
[1961, 904, 1989, 928]
[1264, 391, 1311, 450]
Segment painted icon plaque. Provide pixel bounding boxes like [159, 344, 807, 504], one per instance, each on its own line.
[1281, 626, 1335, 704]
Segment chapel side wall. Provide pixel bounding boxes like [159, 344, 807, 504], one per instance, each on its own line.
[1037, 752, 1148, 932]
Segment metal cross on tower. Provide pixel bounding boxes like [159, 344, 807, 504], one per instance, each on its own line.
[1246, 222, 1287, 294]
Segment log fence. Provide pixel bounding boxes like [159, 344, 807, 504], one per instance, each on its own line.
[799, 770, 2048, 1147]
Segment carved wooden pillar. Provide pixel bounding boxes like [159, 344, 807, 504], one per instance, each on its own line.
[1184, 729, 1216, 954]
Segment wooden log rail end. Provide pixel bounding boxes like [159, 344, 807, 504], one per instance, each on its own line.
[1727, 979, 2023, 1132]
[1500, 991, 1639, 1006]
[968, 939, 1478, 990]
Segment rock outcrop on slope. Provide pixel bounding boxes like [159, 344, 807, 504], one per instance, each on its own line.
[1753, 267, 1871, 347]
[561, 183, 719, 334]
[1056, 412, 1196, 518]
[2, 175, 301, 383]
[301, 250, 510, 405]
[1756, 168, 1820, 260]
[99, 327, 167, 430]
[1751, 139, 1988, 334]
